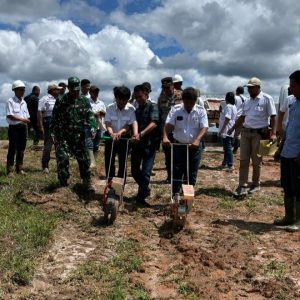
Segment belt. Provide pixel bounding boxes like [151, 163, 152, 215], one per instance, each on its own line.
[9, 123, 26, 127]
[173, 139, 194, 145]
[242, 127, 267, 133]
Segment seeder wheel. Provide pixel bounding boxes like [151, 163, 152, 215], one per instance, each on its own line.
[103, 199, 119, 224]
[172, 216, 186, 230]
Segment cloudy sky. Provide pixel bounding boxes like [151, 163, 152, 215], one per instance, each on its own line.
[0, 0, 299, 108]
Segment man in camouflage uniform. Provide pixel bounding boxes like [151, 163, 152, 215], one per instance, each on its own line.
[157, 77, 182, 182]
[50, 77, 97, 191]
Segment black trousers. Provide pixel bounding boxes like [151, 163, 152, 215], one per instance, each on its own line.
[105, 139, 130, 182]
[172, 144, 202, 194]
[281, 156, 300, 202]
[7, 124, 28, 167]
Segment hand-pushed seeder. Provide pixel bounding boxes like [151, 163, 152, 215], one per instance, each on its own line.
[100, 137, 130, 224]
[169, 143, 195, 229]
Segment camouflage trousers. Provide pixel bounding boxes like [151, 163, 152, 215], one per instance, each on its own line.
[55, 140, 91, 183]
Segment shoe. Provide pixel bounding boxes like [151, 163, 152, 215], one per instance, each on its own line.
[136, 188, 150, 200]
[17, 170, 27, 175]
[7, 165, 14, 177]
[226, 166, 235, 171]
[248, 185, 260, 194]
[233, 186, 248, 197]
[274, 216, 294, 226]
[83, 179, 95, 193]
[286, 202, 300, 232]
[43, 168, 50, 174]
[7, 171, 14, 178]
[59, 179, 68, 187]
[136, 199, 151, 207]
[145, 188, 151, 198]
[274, 197, 295, 226]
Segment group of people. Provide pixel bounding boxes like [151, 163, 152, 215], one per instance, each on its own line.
[5, 70, 300, 231]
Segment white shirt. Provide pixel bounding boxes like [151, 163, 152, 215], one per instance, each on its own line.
[242, 92, 276, 129]
[280, 95, 296, 129]
[81, 92, 91, 99]
[38, 93, 56, 117]
[235, 94, 246, 118]
[166, 104, 208, 143]
[105, 102, 136, 132]
[6, 96, 30, 125]
[219, 104, 237, 137]
[89, 98, 106, 130]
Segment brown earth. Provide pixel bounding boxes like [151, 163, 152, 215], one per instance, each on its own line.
[1, 143, 300, 299]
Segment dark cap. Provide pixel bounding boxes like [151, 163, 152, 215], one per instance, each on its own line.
[236, 86, 244, 94]
[142, 82, 151, 92]
[58, 82, 67, 88]
[225, 92, 235, 105]
[90, 85, 100, 93]
[68, 76, 80, 91]
[161, 77, 173, 87]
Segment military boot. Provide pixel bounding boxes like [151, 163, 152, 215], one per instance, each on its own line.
[286, 201, 300, 232]
[274, 197, 295, 226]
[83, 178, 95, 193]
[16, 165, 26, 175]
[7, 165, 14, 177]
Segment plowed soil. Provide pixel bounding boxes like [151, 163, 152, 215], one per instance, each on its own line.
[2, 144, 300, 299]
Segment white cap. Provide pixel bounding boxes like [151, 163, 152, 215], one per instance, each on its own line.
[12, 80, 25, 90]
[173, 74, 183, 83]
[245, 77, 261, 87]
[48, 83, 63, 92]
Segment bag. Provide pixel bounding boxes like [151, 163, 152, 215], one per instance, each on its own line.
[258, 140, 278, 157]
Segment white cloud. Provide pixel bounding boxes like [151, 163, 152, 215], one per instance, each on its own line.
[110, 0, 300, 93]
[0, 18, 164, 104]
[1, 0, 300, 112]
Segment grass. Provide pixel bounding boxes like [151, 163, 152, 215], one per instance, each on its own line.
[0, 127, 8, 140]
[178, 282, 198, 299]
[218, 198, 238, 209]
[0, 165, 60, 288]
[68, 239, 148, 299]
[262, 260, 287, 280]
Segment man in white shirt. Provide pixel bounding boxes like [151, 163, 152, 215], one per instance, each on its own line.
[163, 87, 208, 195]
[80, 79, 91, 99]
[229, 77, 277, 197]
[6, 80, 30, 177]
[88, 85, 106, 167]
[219, 92, 238, 170]
[37, 83, 62, 173]
[233, 86, 247, 153]
[104, 86, 138, 181]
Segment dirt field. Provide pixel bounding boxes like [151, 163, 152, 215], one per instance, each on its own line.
[1, 142, 300, 300]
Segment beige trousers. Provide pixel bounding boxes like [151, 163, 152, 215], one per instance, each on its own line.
[239, 128, 262, 187]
